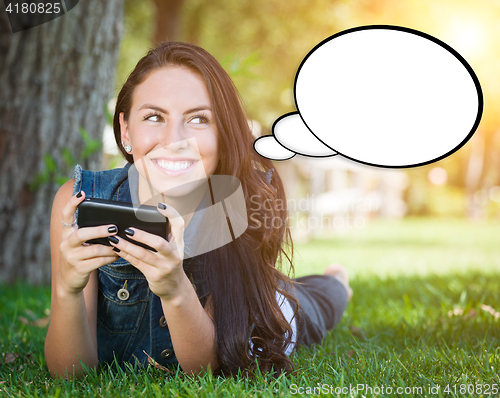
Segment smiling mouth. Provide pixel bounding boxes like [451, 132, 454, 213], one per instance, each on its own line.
[154, 159, 197, 171]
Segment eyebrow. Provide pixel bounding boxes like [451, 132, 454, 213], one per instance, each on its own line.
[138, 103, 211, 115]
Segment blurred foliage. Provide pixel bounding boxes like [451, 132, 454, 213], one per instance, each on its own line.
[30, 103, 116, 190]
[487, 198, 500, 219]
[407, 180, 467, 217]
[405, 156, 468, 217]
[116, 0, 382, 127]
[115, 0, 156, 94]
[29, 127, 102, 191]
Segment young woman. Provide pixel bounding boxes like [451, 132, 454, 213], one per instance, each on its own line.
[45, 42, 351, 379]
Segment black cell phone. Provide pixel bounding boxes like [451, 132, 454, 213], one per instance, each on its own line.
[77, 198, 168, 252]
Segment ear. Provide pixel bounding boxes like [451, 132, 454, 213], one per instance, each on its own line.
[119, 112, 130, 145]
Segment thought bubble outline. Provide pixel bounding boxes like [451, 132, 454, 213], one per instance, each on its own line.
[253, 133, 296, 161]
[254, 25, 483, 169]
[273, 111, 339, 158]
[294, 25, 483, 168]
[253, 111, 339, 160]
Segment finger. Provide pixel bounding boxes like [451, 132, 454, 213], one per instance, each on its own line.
[76, 242, 120, 260]
[110, 246, 144, 272]
[156, 203, 185, 247]
[107, 235, 161, 268]
[61, 191, 86, 237]
[77, 255, 121, 273]
[121, 227, 172, 255]
[67, 241, 119, 262]
[66, 224, 118, 248]
[64, 244, 119, 274]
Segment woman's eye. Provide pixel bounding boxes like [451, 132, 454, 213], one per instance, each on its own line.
[144, 113, 163, 122]
[189, 115, 209, 124]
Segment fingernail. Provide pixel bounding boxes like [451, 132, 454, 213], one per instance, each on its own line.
[125, 228, 134, 236]
[112, 247, 121, 253]
[76, 191, 83, 198]
[108, 226, 117, 234]
[108, 236, 119, 244]
[158, 203, 167, 210]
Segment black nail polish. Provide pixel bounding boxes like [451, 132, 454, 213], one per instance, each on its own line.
[108, 226, 117, 234]
[125, 228, 134, 236]
[108, 236, 119, 244]
[158, 203, 167, 210]
[76, 191, 82, 198]
[112, 247, 120, 253]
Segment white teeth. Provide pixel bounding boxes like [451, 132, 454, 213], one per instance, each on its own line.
[156, 160, 194, 171]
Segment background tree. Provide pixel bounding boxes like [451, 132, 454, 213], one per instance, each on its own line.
[153, 0, 184, 43]
[0, 0, 124, 284]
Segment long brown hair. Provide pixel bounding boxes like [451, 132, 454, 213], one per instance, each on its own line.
[113, 42, 297, 375]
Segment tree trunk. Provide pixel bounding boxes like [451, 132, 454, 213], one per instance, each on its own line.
[153, 0, 183, 44]
[0, 0, 123, 284]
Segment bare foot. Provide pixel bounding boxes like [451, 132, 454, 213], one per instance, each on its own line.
[324, 263, 353, 301]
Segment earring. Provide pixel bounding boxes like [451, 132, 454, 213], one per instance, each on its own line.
[122, 142, 132, 153]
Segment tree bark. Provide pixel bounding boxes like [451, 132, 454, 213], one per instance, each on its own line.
[0, 0, 123, 284]
[153, 0, 183, 44]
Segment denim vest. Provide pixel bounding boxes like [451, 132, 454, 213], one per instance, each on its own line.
[72, 163, 209, 369]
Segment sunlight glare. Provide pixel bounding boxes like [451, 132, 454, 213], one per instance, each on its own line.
[444, 16, 487, 59]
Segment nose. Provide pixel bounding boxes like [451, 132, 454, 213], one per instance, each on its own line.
[160, 120, 189, 152]
[165, 138, 189, 152]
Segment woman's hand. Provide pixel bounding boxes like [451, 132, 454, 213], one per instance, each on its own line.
[58, 191, 120, 295]
[107, 202, 186, 301]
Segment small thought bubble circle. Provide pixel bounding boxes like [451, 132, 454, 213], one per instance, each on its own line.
[254, 135, 295, 160]
[254, 25, 483, 168]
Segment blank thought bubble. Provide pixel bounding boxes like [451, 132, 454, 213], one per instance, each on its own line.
[254, 25, 483, 168]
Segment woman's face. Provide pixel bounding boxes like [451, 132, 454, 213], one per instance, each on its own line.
[120, 66, 219, 199]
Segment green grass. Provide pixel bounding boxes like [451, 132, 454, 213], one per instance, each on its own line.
[1, 217, 500, 397]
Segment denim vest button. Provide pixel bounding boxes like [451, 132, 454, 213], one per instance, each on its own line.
[117, 288, 130, 301]
[161, 349, 173, 359]
[159, 315, 167, 327]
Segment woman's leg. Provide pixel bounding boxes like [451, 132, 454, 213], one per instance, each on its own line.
[323, 263, 353, 301]
[290, 264, 351, 348]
